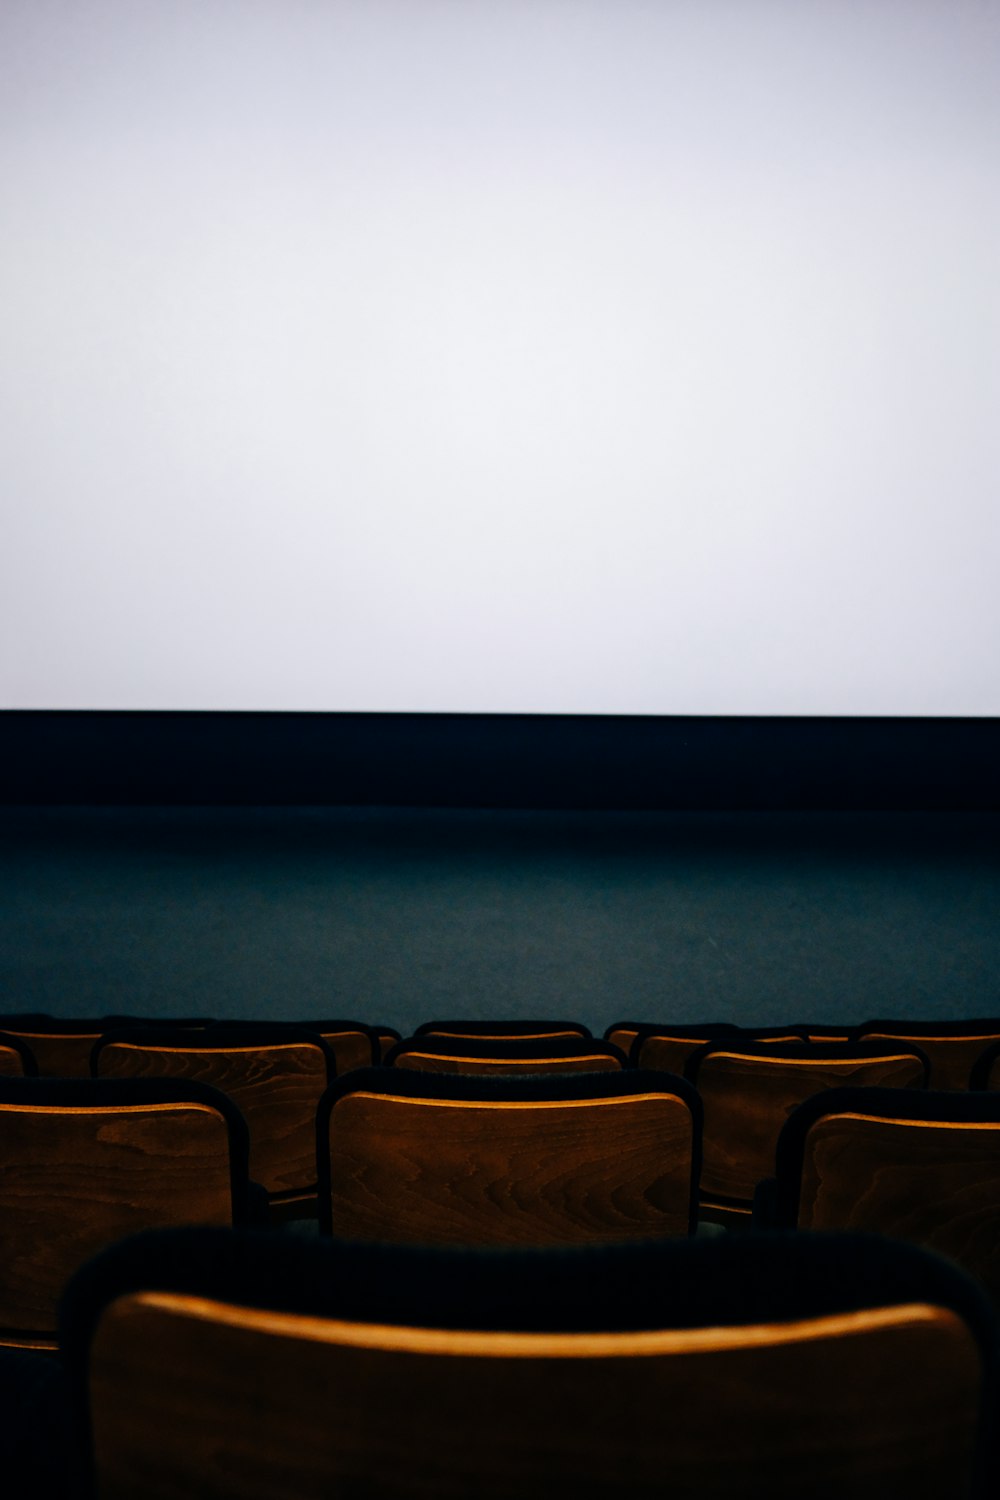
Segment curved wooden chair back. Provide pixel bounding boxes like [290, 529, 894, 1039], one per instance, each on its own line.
[0, 1077, 249, 1348]
[604, 1021, 737, 1071]
[415, 1019, 592, 1041]
[857, 1020, 1000, 1091]
[0, 1015, 212, 1077]
[769, 1087, 1000, 1310]
[0, 1015, 127, 1078]
[312, 1023, 376, 1074]
[318, 1068, 701, 1245]
[63, 1227, 996, 1500]
[0, 1033, 37, 1077]
[241, 1019, 380, 1075]
[93, 1026, 335, 1207]
[630, 1024, 806, 1077]
[687, 1040, 928, 1221]
[386, 1035, 626, 1075]
[604, 1020, 645, 1057]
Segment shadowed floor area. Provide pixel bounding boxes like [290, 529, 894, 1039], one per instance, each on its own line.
[0, 807, 997, 1035]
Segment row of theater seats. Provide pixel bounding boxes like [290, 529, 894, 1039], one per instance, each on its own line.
[2, 1013, 1000, 1327]
[7, 1010, 1000, 1085]
[2, 1012, 1000, 1494]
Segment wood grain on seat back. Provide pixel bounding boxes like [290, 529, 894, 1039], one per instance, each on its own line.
[88, 1291, 982, 1500]
[326, 1090, 695, 1245]
[96, 1040, 328, 1197]
[313, 1029, 375, 1075]
[696, 1049, 926, 1205]
[11, 1030, 99, 1077]
[0, 1103, 233, 1343]
[798, 1112, 1000, 1307]
[638, 1032, 801, 1078]
[391, 1047, 622, 1076]
[862, 1030, 1000, 1092]
[637, 1034, 718, 1076]
[0, 1018, 210, 1078]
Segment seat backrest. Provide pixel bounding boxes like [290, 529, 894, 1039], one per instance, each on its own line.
[0, 1077, 249, 1346]
[313, 1023, 376, 1073]
[93, 1026, 334, 1202]
[415, 1019, 592, 1041]
[0, 1015, 125, 1078]
[857, 1020, 1000, 1091]
[232, 1019, 379, 1074]
[386, 1035, 626, 1075]
[319, 1068, 701, 1244]
[613, 1022, 736, 1073]
[631, 1023, 805, 1076]
[772, 1087, 1000, 1309]
[0, 1015, 211, 1077]
[63, 1227, 997, 1500]
[0, 1032, 37, 1077]
[688, 1040, 928, 1206]
[790, 1024, 859, 1043]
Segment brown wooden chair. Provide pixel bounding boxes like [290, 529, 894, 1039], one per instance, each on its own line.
[308, 1022, 377, 1074]
[0, 1014, 212, 1077]
[687, 1039, 929, 1227]
[318, 1067, 701, 1245]
[857, 1019, 1000, 1091]
[626, 1022, 807, 1076]
[416, 1018, 592, 1041]
[60, 1225, 998, 1499]
[92, 1025, 335, 1219]
[790, 1023, 859, 1043]
[605, 1020, 738, 1070]
[0, 1077, 253, 1349]
[758, 1087, 1000, 1311]
[226, 1018, 380, 1075]
[386, 1035, 626, 1075]
[0, 1033, 37, 1077]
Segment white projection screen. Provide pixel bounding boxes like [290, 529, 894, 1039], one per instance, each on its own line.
[2, 0, 998, 716]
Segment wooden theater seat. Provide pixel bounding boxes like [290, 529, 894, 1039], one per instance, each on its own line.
[93, 1025, 335, 1218]
[857, 1019, 1000, 1091]
[605, 1020, 739, 1070]
[0, 1033, 36, 1077]
[230, 1018, 380, 1075]
[758, 1087, 1000, 1309]
[0, 1077, 253, 1349]
[415, 1018, 592, 1041]
[625, 1023, 806, 1075]
[59, 1226, 998, 1499]
[687, 1039, 928, 1226]
[0, 1014, 211, 1078]
[386, 1035, 626, 1075]
[318, 1067, 701, 1245]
